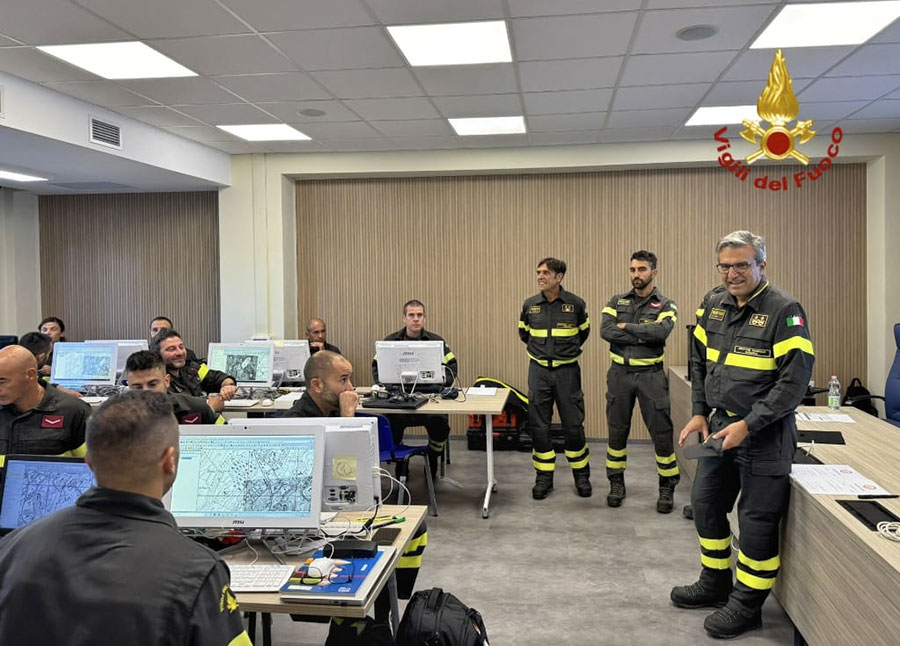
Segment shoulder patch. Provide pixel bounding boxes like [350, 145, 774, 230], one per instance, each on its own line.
[220, 585, 239, 614]
[41, 415, 64, 428]
[181, 412, 202, 424]
[709, 308, 726, 321]
[561, 304, 575, 313]
[529, 305, 541, 314]
[750, 313, 769, 328]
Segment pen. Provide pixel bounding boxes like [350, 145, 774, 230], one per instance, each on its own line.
[858, 494, 899, 499]
[371, 516, 406, 530]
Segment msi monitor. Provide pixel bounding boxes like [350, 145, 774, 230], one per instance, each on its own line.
[50, 342, 117, 389]
[374, 340, 444, 387]
[206, 342, 275, 388]
[85, 339, 149, 374]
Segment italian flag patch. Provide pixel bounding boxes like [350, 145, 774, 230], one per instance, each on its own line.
[786, 316, 805, 327]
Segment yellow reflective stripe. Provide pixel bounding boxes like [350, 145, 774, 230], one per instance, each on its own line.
[724, 354, 776, 371]
[602, 307, 618, 317]
[551, 327, 579, 337]
[605, 460, 627, 470]
[656, 453, 677, 464]
[215, 414, 226, 425]
[553, 356, 579, 366]
[610, 352, 625, 364]
[529, 328, 549, 338]
[607, 447, 626, 457]
[59, 443, 87, 458]
[405, 531, 429, 552]
[657, 311, 677, 322]
[773, 336, 814, 358]
[428, 439, 445, 452]
[565, 447, 587, 459]
[0, 455, 5, 467]
[695, 308, 705, 318]
[707, 348, 720, 362]
[699, 536, 731, 551]
[726, 410, 738, 417]
[533, 449, 556, 460]
[443, 352, 455, 363]
[736, 568, 776, 590]
[527, 352, 549, 367]
[579, 318, 591, 331]
[398, 554, 424, 568]
[693, 325, 708, 346]
[229, 631, 253, 646]
[533, 460, 556, 471]
[198, 363, 210, 380]
[518, 320, 528, 329]
[629, 355, 665, 366]
[738, 551, 780, 571]
[569, 455, 590, 469]
[748, 281, 770, 303]
[701, 555, 732, 570]
[657, 465, 680, 477]
[527, 352, 578, 367]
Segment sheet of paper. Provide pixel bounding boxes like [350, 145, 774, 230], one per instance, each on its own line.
[466, 387, 497, 396]
[796, 412, 855, 423]
[790, 464, 890, 495]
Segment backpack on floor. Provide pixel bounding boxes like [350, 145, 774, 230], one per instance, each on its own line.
[842, 377, 879, 417]
[396, 587, 489, 646]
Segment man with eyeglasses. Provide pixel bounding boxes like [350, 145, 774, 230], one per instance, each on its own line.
[671, 231, 814, 640]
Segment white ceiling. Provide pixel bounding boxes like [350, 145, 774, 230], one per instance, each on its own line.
[1, 0, 900, 155]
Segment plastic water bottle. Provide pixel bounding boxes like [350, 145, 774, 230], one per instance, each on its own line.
[828, 376, 841, 410]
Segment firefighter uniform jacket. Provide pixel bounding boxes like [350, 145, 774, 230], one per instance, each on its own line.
[168, 359, 234, 398]
[0, 487, 251, 646]
[170, 393, 225, 425]
[372, 329, 457, 387]
[600, 287, 677, 369]
[518, 288, 590, 367]
[0, 385, 90, 468]
[310, 341, 342, 355]
[690, 281, 815, 473]
[282, 391, 331, 418]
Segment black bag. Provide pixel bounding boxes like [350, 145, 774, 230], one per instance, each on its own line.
[396, 588, 489, 646]
[843, 377, 879, 417]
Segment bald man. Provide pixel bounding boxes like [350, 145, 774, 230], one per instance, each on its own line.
[0, 346, 90, 468]
[306, 318, 341, 355]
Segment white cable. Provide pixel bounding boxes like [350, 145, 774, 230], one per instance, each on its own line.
[877, 521, 900, 542]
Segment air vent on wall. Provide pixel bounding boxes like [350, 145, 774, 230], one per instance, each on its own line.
[89, 117, 122, 149]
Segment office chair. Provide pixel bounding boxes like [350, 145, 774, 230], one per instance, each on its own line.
[358, 413, 437, 517]
[845, 323, 900, 428]
[0, 335, 18, 350]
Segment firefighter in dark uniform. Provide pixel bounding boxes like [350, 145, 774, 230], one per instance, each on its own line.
[152, 329, 236, 413]
[671, 231, 814, 639]
[519, 258, 591, 499]
[372, 300, 458, 478]
[0, 345, 89, 469]
[306, 317, 342, 355]
[123, 351, 225, 425]
[0, 391, 251, 646]
[149, 316, 202, 363]
[600, 250, 680, 512]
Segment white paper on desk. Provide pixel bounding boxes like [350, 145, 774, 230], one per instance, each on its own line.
[795, 412, 854, 423]
[466, 387, 497, 396]
[790, 464, 890, 495]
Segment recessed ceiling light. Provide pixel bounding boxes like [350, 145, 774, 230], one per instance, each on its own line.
[387, 21, 512, 66]
[751, 1, 900, 48]
[685, 105, 759, 127]
[217, 124, 310, 141]
[298, 108, 326, 117]
[37, 42, 196, 80]
[676, 25, 719, 41]
[448, 116, 526, 136]
[0, 169, 49, 182]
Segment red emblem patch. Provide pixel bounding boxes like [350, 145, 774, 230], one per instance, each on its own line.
[41, 415, 64, 428]
[181, 413, 201, 424]
[649, 301, 663, 308]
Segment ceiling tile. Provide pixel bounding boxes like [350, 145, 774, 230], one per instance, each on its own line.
[212, 73, 330, 102]
[262, 140, 329, 153]
[222, 0, 375, 31]
[846, 99, 900, 120]
[74, 0, 251, 38]
[116, 106, 205, 127]
[365, 0, 505, 24]
[621, 52, 736, 86]
[206, 141, 269, 154]
[311, 68, 422, 99]
[342, 97, 439, 120]
[413, 65, 517, 96]
[431, 93, 522, 118]
[0, 47, 95, 83]
[612, 83, 709, 110]
[597, 126, 677, 142]
[149, 35, 297, 76]
[370, 119, 453, 136]
[799, 76, 900, 103]
[513, 13, 638, 61]
[0, 0, 131, 45]
[838, 118, 900, 134]
[800, 101, 870, 121]
[294, 121, 380, 138]
[634, 6, 775, 54]
[704, 78, 811, 104]
[648, 0, 778, 7]
[519, 57, 623, 92]
[0, 34, 21, 46]
[527, 112, 606, 132]
[723, 47, 853, 82]
[461, 134, 531, 148]
[175, 103, 277, 124]
[257, 100, 361, 122]
[606, 107, 691, 128]
[389, 136, 463, 150]
[827, 44, 900, 78]
[163, 125, 240, 142]
[523, 89, 613, 115]
[118, 77, 240, 104]
[508, 0, 641, 17]
[43, 80, 155, 107]
[871, 16, 900, 43]
[324, 137, 398, 151]
[530, 130, 601, 145]
[267, 27, 405, 71]
[669, 125, 718, 140]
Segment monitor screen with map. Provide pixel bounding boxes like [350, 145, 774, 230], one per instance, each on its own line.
[0, 456, 95, 534]
[50, 342, 117, 389]
[206, 343, 275, 388]
[167, 425, 326, 529]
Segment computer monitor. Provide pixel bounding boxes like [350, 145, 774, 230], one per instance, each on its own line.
[231, 417, 379, 512]
[50, 342, 117, 389]
[168, 425, 326, 529]
[0, 456, 95, 534]
[206, 342, 275, 388]
[85, 339, 149, 374]
[244, 340, 310, 382]
[375, 340, 445, 387]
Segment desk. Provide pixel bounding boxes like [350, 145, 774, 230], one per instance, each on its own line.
[669, 367, 900, 645]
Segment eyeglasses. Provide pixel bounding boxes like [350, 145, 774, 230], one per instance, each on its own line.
[716, 261, 756, 274]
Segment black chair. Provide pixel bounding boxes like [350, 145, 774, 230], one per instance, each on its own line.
[844, 323, 900, 428]
[0, 335, 18, 350]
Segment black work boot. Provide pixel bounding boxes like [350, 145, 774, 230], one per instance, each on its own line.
[670, 580, 732, 609]
[532, 472, 554, 500]
[607, 473, 626, 507]
[572, 465, 592, 498]
[703, 604, 762, 639]
[657, 477, 676, 514]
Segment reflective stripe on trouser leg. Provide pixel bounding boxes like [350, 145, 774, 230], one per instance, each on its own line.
[656, 452, 679, 478]
[428, 439, 445, 454]
[633, 367, 677, 480]
[565, 445, 589, 470]
[698, 535, 733, 571]
[532, 449, 556, 472]
[606, 446, 626, 471]
[735, 550, 779, 591]
[605, 364, 636, 477]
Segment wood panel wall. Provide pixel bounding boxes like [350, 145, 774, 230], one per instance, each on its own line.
[39, 192, 220, 355]
[297, 165, 866, 439]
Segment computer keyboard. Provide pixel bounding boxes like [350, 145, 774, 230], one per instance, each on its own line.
[361, 395, 428, 410]
[81, 396, 109, 405]
[226, 399, 258, 408]
[274, 392, 304, 410]
[228, 564, 295, 592]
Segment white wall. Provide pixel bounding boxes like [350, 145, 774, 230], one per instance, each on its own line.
[0, 188, 40, 335]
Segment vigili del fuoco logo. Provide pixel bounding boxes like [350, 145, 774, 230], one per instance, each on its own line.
[714, 49, 842, 192]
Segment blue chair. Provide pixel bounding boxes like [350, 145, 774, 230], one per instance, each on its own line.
[845, 323, 900, 428]
[358, 413, 437, 516]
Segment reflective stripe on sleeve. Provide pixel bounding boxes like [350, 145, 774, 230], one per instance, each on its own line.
[601, 307, 617, 317]
[773, 336, 814, 358]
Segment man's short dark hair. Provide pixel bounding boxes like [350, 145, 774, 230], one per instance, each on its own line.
[304, 350, 340, 384]
[403, 300, 425, 315]
[38, 316, 65, 333]
[87, 391, 177, 485]
[18, 331, 52, 358]
[537, 258, 566, 275]
[124, 350, 166, 376]
[150, 328, 182, 352]
[150, 316, 173, 327]
[631, 250, 658, 270]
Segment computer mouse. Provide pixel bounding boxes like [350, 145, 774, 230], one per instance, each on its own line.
[261, 398, 274, 407]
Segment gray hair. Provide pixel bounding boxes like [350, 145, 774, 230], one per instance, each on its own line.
[716, 230, 766, 264]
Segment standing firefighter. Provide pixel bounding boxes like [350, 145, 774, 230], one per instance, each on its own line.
[519, 258, 591, 499]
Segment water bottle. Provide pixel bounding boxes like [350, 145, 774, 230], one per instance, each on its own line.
[828, 376, 841, 410]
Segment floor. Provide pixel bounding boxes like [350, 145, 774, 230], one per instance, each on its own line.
[262, 440, 796, 646]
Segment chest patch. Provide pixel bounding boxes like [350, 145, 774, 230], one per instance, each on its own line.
[617, 299, 631, 305]
[561, 304, 575, 313]
[529, 305, 541, 314]
[749, 313, 769, 328]
[733, 345, 772, 358]
[709, 308, 726, 321]
[181, 413, 202, 424]
[41, 415, 64, 428]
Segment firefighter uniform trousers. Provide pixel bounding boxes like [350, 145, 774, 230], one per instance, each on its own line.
[529, 361, 589, 473]
[605, 363, 678, 482]
[692, 411, 792, 612]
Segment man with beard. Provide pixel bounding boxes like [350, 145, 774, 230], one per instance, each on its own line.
[600, 250, 680, 512]
[282, 350, 358, 418]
